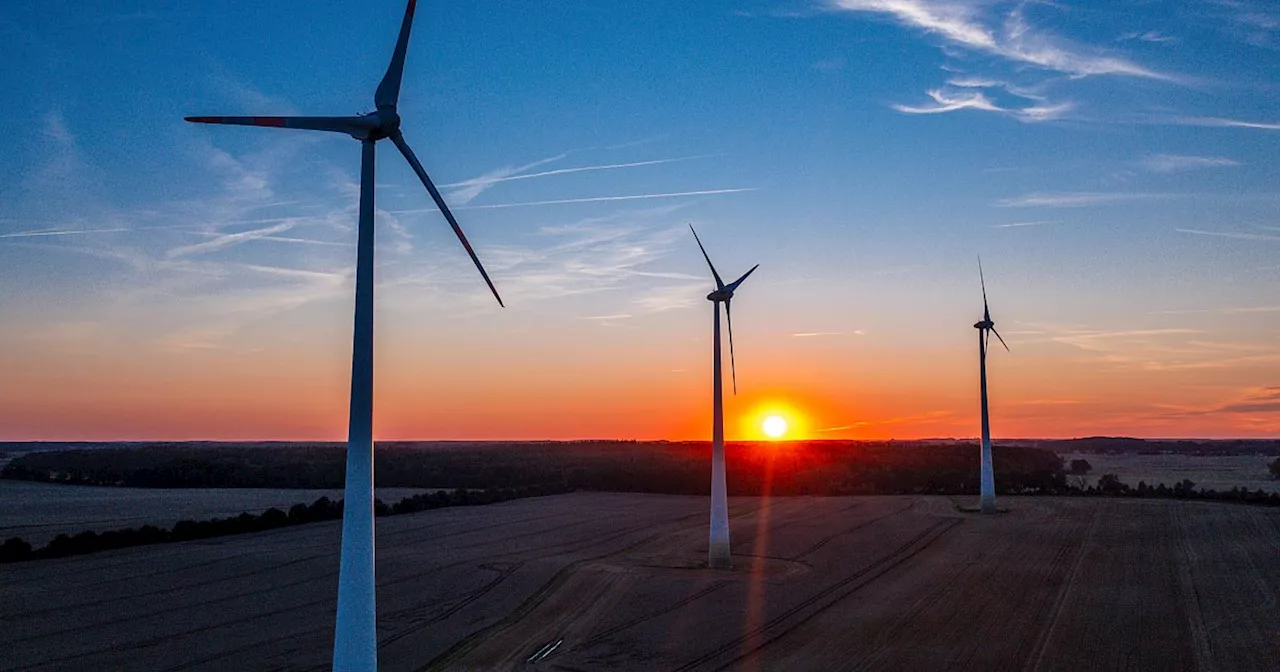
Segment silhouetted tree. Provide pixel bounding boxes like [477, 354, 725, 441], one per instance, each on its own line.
[1097, 473, 1128, 495]
[1069, 459, 1093, 475]
[1270, 457, 1280, 480]
[0, 537, 32, 562]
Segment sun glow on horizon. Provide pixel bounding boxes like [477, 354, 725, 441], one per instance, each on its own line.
[762, 415, 789, 439]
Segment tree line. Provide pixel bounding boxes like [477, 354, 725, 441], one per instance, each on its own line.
[0, 483, 567, 564]
[1, 441, 1068, 495]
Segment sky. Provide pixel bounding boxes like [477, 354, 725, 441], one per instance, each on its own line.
[2, 0, 1279, 441]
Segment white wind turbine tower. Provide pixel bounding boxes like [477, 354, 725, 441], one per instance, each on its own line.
[974, 258, 1008, 514]
[185, 2, 504, 669]
[690, 225, 758, 569]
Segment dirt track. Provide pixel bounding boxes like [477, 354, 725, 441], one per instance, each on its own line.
[2, 494, 1277, 671]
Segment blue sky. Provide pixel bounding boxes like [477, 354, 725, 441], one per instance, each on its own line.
[1, 0, 1278, 440]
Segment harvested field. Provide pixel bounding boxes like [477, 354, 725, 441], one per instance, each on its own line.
[1057, 453, 1280, 494]
[1, 493, 1276, 671]
[0, 481, 427, 545]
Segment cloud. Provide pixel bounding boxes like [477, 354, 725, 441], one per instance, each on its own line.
[450, 205, 712, 308]
[443, 154, 567, 205]
[443, 156, 715, 205]
[1177, 228, 1280, 242]
[812, 57, 848, 72]
[829, 0, 1170, 79]
[632, 283, 706, 313]
[997, 192, 1170, 207]
[1175, 387, 1280, 416]
[1207, 0, 1280, 48]
[1118, 30, 1178, 44]
[445, 188, 755, 211]
[1141, 154, 1240, 173]
[892, 88, 1072, 122]
[165, 222, 296, 258]
[0, 227, 135, 239]
[1058, 328, 1204, 341]
[1149, 305, 1280, 315]
[817, 409, 954, 432]
[792, 331, 866, 337]
[1174, 116, 1280, 131]
[946, 76, 1048, 100]
[990, 220, 1061, 228]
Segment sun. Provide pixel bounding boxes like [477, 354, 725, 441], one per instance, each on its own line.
[762, 415, 788, 439]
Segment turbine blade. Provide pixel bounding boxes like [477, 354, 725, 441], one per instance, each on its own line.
[375, 0, 418, 108]
[991, 326, 1010, 352]
[978, 255, 989, 316]
[184, 116, 370, 135]
[726, 264, 758, 292]
[391, 133, 504, 307]
[726, 298, 738, 395]
[689, 224, 724, 289]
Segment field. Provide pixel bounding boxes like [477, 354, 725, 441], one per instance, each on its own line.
[0, 481, 426, 546]
[1058, 452, 1280, 494]
[2, 493, 1277, 671]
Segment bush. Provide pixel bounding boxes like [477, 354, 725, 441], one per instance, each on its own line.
[1069, 459, 1092, 475]
[0, 537, 32, 562]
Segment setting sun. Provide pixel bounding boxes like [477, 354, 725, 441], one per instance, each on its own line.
[762, 415, 788, 439]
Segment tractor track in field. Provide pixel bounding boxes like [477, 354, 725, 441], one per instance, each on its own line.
[670, 517, 962, 672]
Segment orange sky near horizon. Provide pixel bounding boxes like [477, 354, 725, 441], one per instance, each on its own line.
[4, 303, 1278, 442]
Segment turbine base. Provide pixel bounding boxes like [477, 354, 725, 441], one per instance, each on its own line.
[979, 496, 998, 515]
[708, 540, 732, 569]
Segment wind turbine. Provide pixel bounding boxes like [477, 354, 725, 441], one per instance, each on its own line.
[974, 258, 1008, 514]
[691, 225, 758, 569]
[185, 2, 503, 670]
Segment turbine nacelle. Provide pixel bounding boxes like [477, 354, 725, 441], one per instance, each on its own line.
[975, 258, 1009, 352]
[707, 288, 734, 302]
[358, 108, 401, 141]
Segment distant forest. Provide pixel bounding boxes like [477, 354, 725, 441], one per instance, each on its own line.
[3, 441, 1069, 496]
[4, 441, 1278, 563]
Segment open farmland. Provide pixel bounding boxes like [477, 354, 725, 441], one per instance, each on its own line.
[0, 481, 426, 546]
[1058, 453, 1280, 494]
[1, 493, 1277, 671]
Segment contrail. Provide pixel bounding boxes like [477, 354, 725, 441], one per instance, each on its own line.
[440, 155, 717, 189]
[0, 227, 135, 238]
[166, 222, 296, 258]
[453, 188, 755, 210]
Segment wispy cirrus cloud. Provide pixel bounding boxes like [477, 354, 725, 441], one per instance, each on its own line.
[1173, 116, 1280, 131]
[1178, 227, 1280, 242]
[829, 0, 1170, 80]
[1119, 30, 1178, 44]
[990, 220, 1060, 228]
[455, 204, 710, 309]
[817, 409, 954, 432]
[448, 188, 755, 211]
[997, 192, 1171, 207]
[1165, 387, 1280, 417]
[1141, 154, 1240, 173]
[0, 227, 135, 239]
[892, 87, 1073, 122]
[1217, 387, 1280, 414]
[792, 331, 865, 337]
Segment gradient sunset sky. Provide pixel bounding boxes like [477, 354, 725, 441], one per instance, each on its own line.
[2, 0, 1278, 441]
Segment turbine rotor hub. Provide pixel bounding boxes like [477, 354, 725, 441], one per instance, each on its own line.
[707, 289, 733, 302]
[355, 108, 401, 141]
